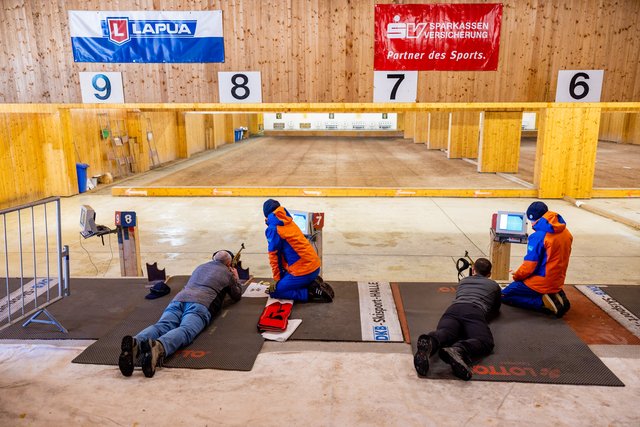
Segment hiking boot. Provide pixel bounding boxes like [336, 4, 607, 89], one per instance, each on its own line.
[552, 290, 571, 318]
[413, 334, 435, 377]
[439, 346, 473, 381]
[140, 339, 165, 378]
[541, 294, 559, 316]
[307, 280, 334, 303]
[118, 335, 138, 377]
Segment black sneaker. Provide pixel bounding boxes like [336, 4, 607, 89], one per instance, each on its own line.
[118, 335, 138, 377]
[413, 334, 434, 377]
[319, 281, 335, 300]
[140, 339, 165, 378]
[553, 290, 571, 318]
[439, 346, 473, 381]
[307, 280, 334, 303]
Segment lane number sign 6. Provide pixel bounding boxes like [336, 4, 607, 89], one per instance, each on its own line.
[555, 70, 604, 103]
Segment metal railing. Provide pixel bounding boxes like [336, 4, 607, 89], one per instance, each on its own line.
[0, 197, 69, 332]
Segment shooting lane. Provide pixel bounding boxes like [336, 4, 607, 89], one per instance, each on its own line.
[1, 1, 640, 426]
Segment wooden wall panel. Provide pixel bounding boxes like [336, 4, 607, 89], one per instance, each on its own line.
[623, 114, 640, 145]
[403, 112, 416, 140]
[428, 112, 449, 150]
[478, 112, 522, 173]
[0, 113, 75, 208]
[536, 106, 601, 198]
[2, 1, 639, 103]
[145, 112, 180, 163]
[212, 115, 229, 148]
[248, 114, 263, 135]
[599, 112, 627, 142]
[447, 111, 480, 159]
[414, 112, 428, 144]
[599, 112, 640, 144]
[185, 114, 207, 157]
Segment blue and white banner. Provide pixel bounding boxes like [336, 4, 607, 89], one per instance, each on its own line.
[69, 10, 224, 63]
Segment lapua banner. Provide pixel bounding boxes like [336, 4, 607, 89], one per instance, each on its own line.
[374, 3, 503, 71]
[69, 10, 224, 63]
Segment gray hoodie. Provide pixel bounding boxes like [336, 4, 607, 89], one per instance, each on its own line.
[452, 274, 501, 318]
[172, 260, 242, 308]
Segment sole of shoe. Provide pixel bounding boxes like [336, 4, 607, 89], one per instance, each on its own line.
[118, 336, 135, 377]
[555, 290, 571, 318]
[542, 294, 559, 315]
[413, 335, 432, 377]
[439, 348, 472, 381]
[140, 339, 156, 378]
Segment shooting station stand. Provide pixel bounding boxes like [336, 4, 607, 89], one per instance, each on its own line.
[115, 211, 143, 276]
[489, 231, 511, 281]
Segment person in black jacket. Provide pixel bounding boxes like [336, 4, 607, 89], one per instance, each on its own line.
[413, 257, 501, 381]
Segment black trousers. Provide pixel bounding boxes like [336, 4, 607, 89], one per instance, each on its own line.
[428, 303, 494, 360]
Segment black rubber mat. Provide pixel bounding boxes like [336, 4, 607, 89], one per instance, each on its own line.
[599, 286, 640, 318]
[289, 281, 362, 341]
[0, 277, 156, 339]
[398, 282, 624, 386]
[72, 278, 264, 371]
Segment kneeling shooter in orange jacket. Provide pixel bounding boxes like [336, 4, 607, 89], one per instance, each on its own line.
[501, 201, 573, 317]
[263, 199, 330, 302]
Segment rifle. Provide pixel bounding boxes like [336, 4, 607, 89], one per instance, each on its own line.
[232, 243, 245, 268]
[455, 250, 475, 281]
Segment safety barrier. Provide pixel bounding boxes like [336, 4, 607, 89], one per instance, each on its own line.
[0, 197, 69, 332]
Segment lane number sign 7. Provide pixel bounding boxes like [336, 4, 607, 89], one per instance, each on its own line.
[373, 71, 418, 103]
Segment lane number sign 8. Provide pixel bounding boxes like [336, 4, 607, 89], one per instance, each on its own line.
[555, 70, 604, 102]
[218, 71, 263, 103]
[79, 72, 125, 103]
[373, 71, 418, 103]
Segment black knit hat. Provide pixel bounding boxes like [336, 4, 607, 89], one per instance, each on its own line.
[263, 199, 280, 217]
[145, 280, 171, 300]
[526, 201, 548, 222]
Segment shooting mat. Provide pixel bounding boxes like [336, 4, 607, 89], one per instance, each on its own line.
[72, 275, 265, 371]
[397, 282, 624, 386]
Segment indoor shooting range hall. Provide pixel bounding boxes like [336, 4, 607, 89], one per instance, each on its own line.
[0, 1, 639, 425]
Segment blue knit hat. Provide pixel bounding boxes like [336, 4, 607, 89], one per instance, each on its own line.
[263, 199, 280, 217]
[526, 201, 548, 222]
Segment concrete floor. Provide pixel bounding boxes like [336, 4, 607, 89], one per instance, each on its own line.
[1, 182, 640, 424]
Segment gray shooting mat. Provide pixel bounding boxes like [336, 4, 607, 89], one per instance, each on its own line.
[0, 277, 151, 339]
[398, 282, 624, 386]
[72, 276, 265, 371]
[599, 285, 640, 318]
[289, 281, 363, 341]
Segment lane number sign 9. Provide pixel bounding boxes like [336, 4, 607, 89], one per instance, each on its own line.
[555, 70, 604, 102]
[373, 71, 418, 103]
[79, 72, 125, 103]
[218, 71, 263, 103]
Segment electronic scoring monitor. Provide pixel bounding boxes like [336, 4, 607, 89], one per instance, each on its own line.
[495, 211, 527, 236]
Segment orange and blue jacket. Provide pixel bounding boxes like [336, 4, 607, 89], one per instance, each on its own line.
[512, 211, 573, 294]
[265, 206, 321, 281]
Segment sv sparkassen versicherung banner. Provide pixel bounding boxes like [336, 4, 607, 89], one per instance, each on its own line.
[69, 10, 224, 63]
[374, 3, 503, 71]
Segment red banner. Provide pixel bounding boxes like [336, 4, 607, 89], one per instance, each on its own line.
[374, 3, 503, 71]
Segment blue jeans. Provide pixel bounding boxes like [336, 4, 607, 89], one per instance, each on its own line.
[135, 301, 212, 357]
[501, 281, 543, 311]
[271, 268, 320, 302]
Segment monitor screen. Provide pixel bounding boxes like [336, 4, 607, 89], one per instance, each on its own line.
[291, 211, 310, 235]
[496, 211, 527, 235]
